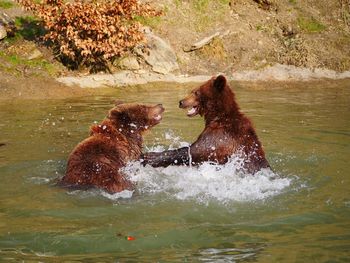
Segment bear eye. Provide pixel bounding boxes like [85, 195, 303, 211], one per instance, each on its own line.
[195, 90, 200, 96]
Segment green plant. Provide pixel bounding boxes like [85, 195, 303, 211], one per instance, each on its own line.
[174, 0, 181, 8]
[297, 16, 326, 33]
[1, 16, 45, 44]
[190, 0, 230, 32]
[133, 15, 162, 28]
[0, 0, 14, 9]
[192, 0, 230, 12]
[0, 51, 59, 76]
[193, 0, 210, 12]
[15, 16, 46, 40]
[16, 0, 161, 71]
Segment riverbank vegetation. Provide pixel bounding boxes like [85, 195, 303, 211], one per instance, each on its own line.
[15, 0, 161, 72]
[0, 0, 349, 89]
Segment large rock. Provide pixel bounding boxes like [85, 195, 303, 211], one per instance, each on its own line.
[27, 48, 43, 60]
[0, 25, 6, 40]
[117, 56, 140, 70]
[135, 28, 179, 74]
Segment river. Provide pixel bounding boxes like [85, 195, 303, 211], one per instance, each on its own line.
[0, 80, 349, 262]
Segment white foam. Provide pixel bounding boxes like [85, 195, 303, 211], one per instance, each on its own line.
[28, 176, 51, 185]
[101, 190, 134, 200]
[124, 132, 293, 204]
[67, 189, 134, 200]
[68, 131, 292, 203]
[122, 155, 292, 204]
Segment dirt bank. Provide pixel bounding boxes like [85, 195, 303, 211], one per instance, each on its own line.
[0, 71, 91, 99]
[0, 0, 350, 98]
[152, 0, 350, 75]
[1, 66, 350, 100]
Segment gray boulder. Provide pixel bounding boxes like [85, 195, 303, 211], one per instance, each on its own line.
[135, 28, 179, 74]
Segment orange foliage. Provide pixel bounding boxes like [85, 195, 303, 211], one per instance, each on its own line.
[17, 0, 161, 70]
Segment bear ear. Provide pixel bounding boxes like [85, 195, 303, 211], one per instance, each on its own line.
[109, 108, 129, 122]
[213, 75, 227, 92]
[114, 100, 125, 106]
[108, 108, 118, 119]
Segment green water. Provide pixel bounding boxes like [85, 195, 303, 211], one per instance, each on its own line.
[0, 80, 349, 262]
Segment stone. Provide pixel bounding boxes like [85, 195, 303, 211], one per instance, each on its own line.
[117, 56, 140, 70]
[0, 25, 6, 40]
[27, 49, 43, 60]
[135, 29, 179, 74]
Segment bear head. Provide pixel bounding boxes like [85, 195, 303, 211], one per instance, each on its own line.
[179, 75, 237, 119]
[108, 102, 165, 132]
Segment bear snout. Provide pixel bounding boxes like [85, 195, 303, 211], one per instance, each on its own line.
[156, 104, 164, 111]
[154, 104, 165, 114]
[179, 100, 184, 108]
[179, 96, 197, 109]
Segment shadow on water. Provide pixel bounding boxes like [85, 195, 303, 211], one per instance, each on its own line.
[0, 80, 349, 261]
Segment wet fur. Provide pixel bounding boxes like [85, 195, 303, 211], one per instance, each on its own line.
[60, 103, 163, 193]
[142, 75, 270, 174]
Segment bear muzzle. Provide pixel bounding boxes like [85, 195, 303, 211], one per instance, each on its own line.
[179, 97, 199, 117]
[150, 104, 165, 123]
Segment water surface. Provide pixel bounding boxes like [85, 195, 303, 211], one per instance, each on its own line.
[0, 80, 349, 262]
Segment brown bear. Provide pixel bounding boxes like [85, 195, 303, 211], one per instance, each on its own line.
[60, 102, 164, 193]
[142, 75, 270, 174]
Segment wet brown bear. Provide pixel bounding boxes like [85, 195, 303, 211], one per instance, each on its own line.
[142, 75, 270, 174]
[60, 103, 164, 193]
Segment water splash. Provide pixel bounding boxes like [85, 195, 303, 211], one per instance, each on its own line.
[123, 157, 291, 204]
[105, 131, 293, 203]
[49, 131, 293, 203]
[127, 132, 292, 204]
[66, 188, 134, 200]
[101, 190, 134, 200]
[144, 130, 190, 153]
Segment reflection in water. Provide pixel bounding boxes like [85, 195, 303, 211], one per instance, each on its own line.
[0, 80, 349, 261]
